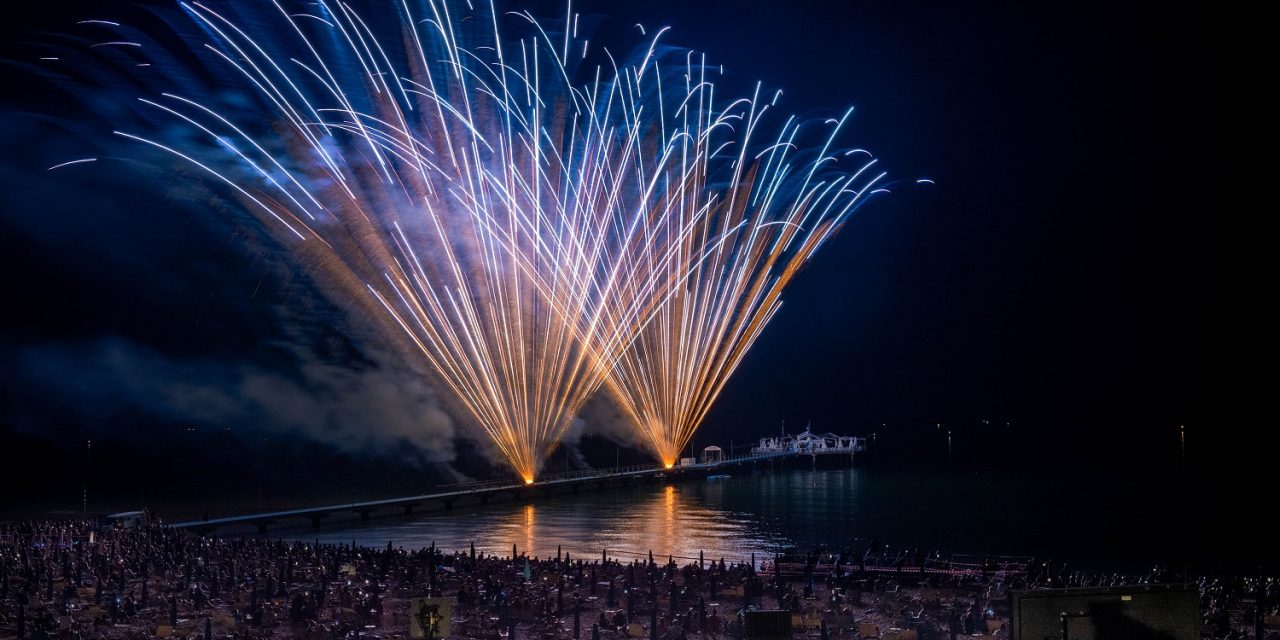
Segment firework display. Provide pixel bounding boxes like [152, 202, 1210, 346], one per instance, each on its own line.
[603, 112, 884, 466]
[57, 0, 884, 480]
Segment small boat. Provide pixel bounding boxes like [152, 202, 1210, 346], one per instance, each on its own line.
[707, 474, 731, 481]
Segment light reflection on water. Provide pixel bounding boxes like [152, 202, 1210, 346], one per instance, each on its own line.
[297, 474, 823, 562]
[279, 466, 1195, 572]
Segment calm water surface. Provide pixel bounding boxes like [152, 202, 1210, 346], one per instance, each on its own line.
[285, 468, 1207, 572]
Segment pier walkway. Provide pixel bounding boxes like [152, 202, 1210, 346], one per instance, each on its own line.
[172, 430, 865, 535]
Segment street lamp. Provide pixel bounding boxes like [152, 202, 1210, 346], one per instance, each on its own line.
[84, 439, 92, 519]
[947, 431, 953, 468]
[1179, 425, 1186, 462]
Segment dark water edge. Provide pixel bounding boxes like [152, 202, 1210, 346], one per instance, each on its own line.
[249, 467, 1258, 577]
[3, 462, 1260, 576]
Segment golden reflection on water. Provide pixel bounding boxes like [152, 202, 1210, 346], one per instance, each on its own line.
[303, 472, 861, 563]
[522, 504, 535, 557]
[471, 482, 760, 563]
[663, 485, 676, 546]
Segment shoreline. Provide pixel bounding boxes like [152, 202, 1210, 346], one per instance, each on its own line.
[3, 519, 1275, 640]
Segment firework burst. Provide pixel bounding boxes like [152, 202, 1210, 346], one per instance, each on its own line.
[53, 0, 887, 480]
[600, 99, 886, 467]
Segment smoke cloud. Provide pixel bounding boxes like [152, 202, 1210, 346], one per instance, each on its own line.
[9, 336, 458, 463]
[0, 113, 472, 467]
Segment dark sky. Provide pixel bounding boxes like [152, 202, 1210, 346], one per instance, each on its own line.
[0, 0, 1221, 504]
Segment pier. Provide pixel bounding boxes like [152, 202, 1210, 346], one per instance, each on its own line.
[172, 429, 866, 535]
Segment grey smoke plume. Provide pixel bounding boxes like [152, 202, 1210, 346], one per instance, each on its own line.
[10, 336, 459, 462]
[0, 113, 477, 467]
[576, 395, 649, 449]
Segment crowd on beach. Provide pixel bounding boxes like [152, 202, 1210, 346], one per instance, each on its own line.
[2, 517, 1275, 640]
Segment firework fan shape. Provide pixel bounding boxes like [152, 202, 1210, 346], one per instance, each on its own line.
[601, 92, 888, 466]
[51, 0, 887, 480]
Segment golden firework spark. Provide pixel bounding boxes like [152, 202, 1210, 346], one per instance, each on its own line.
[84, 0, 887, 480]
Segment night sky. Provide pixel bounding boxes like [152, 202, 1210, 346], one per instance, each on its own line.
[0, 1, 1223, 515]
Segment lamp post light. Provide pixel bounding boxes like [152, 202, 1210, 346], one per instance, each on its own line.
[947, 430, 953, 469]
[1179, 425, 1186, 463]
